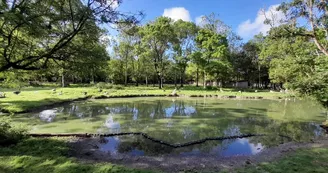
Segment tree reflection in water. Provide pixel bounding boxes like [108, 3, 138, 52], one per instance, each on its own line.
[20, 97, 327, 156]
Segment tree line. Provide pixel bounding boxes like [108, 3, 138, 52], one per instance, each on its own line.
[0, 0, 327, 106]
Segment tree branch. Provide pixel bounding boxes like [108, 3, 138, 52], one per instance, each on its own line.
[308, 0, 328, 56]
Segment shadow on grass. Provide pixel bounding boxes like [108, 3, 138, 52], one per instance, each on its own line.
[0, 137, 154, 173]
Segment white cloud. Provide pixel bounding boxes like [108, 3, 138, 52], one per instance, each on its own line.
[163, 7, 191, 22]
[195, 15, 204, 26]
[99, 34, 117, 53]
[108, 0, 119, 9]
[237, 4, 285, 39]
[96, 0, 119, 9]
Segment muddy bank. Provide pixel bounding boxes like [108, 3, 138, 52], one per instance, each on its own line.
[69, 137, 328, 173]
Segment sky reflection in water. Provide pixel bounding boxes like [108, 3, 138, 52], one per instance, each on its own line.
[18, 97, 327, 157]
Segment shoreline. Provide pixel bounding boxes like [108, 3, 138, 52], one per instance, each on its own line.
[70, 137, 328, 173]
[0, 93, 292, 114]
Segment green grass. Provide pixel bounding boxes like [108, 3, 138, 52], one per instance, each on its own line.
[228, 147, 328, 173]
[0, 137, 155, 173]
[0, 85, 292, 113]
[1, 137, 328, 173]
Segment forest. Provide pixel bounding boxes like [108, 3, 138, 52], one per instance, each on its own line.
[1, 1, 328, 172]
[0, 0, 327, 107]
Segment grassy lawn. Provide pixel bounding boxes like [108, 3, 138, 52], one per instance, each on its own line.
[0, 137, 154, 173]
[1, 137, 328, 173]
[230, 147, 328, 173]
[0, 85, 291, 113]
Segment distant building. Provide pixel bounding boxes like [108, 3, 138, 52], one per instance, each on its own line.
[234, 80, 249, 88]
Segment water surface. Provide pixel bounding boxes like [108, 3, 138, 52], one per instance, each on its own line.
[13, 97, 327, 157]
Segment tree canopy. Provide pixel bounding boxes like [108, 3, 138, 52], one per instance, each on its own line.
[1, 0, 328, 107]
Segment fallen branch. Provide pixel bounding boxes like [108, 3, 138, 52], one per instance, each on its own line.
[29, 132, 291, 148]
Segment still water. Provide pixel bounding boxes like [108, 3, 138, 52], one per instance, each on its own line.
[13, 97, 327, 157]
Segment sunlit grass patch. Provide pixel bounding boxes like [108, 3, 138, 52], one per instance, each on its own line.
[0, 86, 291, 113]
[0, 137, 155, 173]
[232, 147, 328, 173]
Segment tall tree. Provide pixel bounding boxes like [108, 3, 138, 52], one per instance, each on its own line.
[0, 0, 142, 72]
[195, 29, 228, 88]
[172, 20, 198, 87]
[260, 24, 328, 106]
[113, 34, 135, 86]
[278, 0, 328, 56]
[190, 51, 205, 87]
[139, 17, 176, 89]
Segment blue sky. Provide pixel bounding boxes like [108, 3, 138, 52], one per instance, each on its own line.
[114, 0, 286, 41]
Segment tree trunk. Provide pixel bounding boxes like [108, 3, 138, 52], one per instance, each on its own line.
[196, 68, 199, 87]
[157, 72, 162, 89]
[160, 77, 163, 89]
[160, 72, 164, 89]
[203, 70, 206, 89]
[153, 75, 156, 87]
[91, 71, 95, 84]
[258, 65, 261, 89]
[61, 68, 66, 88]
[62, 73, 65, 88]
[180, 69, 184, 87]
[146, 76, 148, 87]
[308, 0, 328, 56]
[174, 68, 177, 87]
[124, 65, 128, 86]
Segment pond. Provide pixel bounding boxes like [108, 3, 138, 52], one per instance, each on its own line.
[13, 97, 327, 157]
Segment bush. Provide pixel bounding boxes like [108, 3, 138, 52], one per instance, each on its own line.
[205, 86, 218, 90]
[96, 82, 108, 89]
[96, 82, 124, 90]
[113, 85, 124, 90]
[0, 117, 27, 146]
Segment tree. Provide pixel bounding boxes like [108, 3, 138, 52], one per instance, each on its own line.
[134, 41, 155, 86]
[107, 58, 124, 84]
[0, 0, 142, 72]
[259, 24, 328, 106]
[139, 17, 176, 89]
[172, 20, 198, 87]
[278, 0, 328, 56]
[197, 13, 242, 51]
[195, 29, 228, 88]
[189, 51, 205, 87]
[113, 35, 135, 86]
[43, 19, 109, 86]
[229, 38, 266, 88]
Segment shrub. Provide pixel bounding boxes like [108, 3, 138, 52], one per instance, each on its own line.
[0, 117, 27, 146]
[96, 82, 124, 90]
[205, 86, 218, 90]
[96, 82, 107, 89]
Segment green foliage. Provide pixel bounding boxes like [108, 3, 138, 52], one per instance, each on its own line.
[195, 28, 230, 87]
[259, 23, 328, 106]
[195, 29, 228, 59]
[0, 117, 27, 146]
[0, 0, 141, 71]
[172, 20, 198, 86]
[1, 71, 28, 89]
[138, 16, 177, 88]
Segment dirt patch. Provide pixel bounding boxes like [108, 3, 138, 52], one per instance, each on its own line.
[69, 137, 328, 173]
